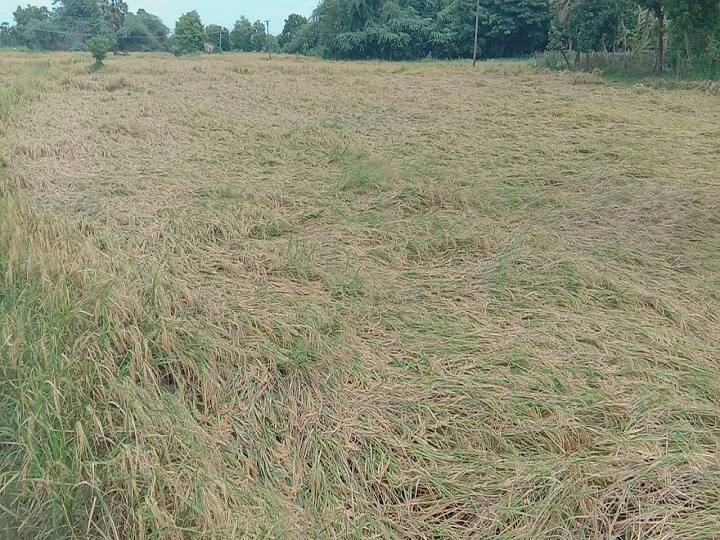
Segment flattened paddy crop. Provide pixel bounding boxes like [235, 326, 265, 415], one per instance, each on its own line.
[1, 51, 720, 538]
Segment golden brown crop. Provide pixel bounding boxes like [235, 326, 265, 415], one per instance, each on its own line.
[1, 51, 720, 539]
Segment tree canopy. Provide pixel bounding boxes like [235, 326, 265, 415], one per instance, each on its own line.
[0, 0, 717, 73]
[2, 1, 167, 51]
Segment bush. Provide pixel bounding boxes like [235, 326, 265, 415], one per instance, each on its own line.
[535, 50, 720, 81]
[86, 36, 115, 68]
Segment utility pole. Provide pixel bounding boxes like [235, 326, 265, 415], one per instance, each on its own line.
[472, 0, 480, 67]
[265, 20, 271, 59]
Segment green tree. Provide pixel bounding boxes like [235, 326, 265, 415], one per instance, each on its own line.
[250, 20, 268, 51]
[569, 0, 633, 52]
[52, 0, 105, 48]
[444, 0, 551, 57]
[230, 16, 253, 51]
[101, 0, 128, 32]
[311, 0, 552, 59]
[279, 14, 308, 49]
[136, 9, 169, 46]
[86, 35, 115, 67]
[52, 0, 102, 25]
[284, 20, 320, 54]
[0, 22, 17, 47]
[117, 13, 155, 50]
[174, 10, 204, 53]
[22, 18, 66, 49]
[637, 0, 665, 69]
[13, 4, 50, 28]
[205, 24, 231, 51]
[664, 0, 720, 59]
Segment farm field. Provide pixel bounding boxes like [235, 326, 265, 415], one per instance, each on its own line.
[1, 51, 720, 539]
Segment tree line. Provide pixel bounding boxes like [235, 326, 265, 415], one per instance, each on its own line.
[1, 0, 718, 71]
[286, 0, 719, 66]
[0, 2, 273, 54]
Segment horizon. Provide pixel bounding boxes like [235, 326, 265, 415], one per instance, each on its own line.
[0, 0, 317, 34]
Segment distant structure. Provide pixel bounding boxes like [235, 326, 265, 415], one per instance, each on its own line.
[204, 42, 216, 54]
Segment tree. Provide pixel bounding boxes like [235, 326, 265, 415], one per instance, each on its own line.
[13, 5, 50, 28]
[86, 35, 115, 67]
[279, 14, 308, 49]
[174, 10, 204, 53]
[310, 0, 552, 59]
[568, 0, 633, 52]
[230, 16, 253, 51]
[136, 9, 169, 46]
[0, 22, 15, 47]
[52, 0, 102, 24]
[663, 0, 720, 59]
[52, 0, 105, 48]
[285, 20, 320, 54]
[205, 24, 231, 51]
[117, 13, 156, 50]
[22, 18, 66, 49]
[637, 0, 665, 69]
[443, 0, 552, 59]
[102, 0, 128, 32]
[250, 20, 268, 51]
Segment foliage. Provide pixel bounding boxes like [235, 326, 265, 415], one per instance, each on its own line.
[2, 0, 719, 68]
[285, 20, 321, 54]
[135, 9, 169, 46]
[544, 0, 720, 77]
[560, 0, 635, 52]
[227, 17, 270, 52]
[22, 19, 66, 50]
[117, 13, 158, 51]
[13, 4, 50, 28]
[279, 13, 308, 48]
[5, 1, 166, 52]
[0, 22, 20, 47]
[305, 0, 552, 59]
[174, 11, 205, 54]
[205, 24, 231, 51]
[250, 20, 268, 51]
[86, 35, 115, 66]
[101, 0, 128, 32]
[230, 16, 254, 51]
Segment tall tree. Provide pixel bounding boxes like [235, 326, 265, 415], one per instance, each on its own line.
[13, 4, 50, 28]
[23, 19, 66, 49]
[102, 0, 128, 32]
[117, 12, 156, 50]
[0, 22, 21, 47]
[663, 0, 720, 58]
[250, 20, 268, 51]
[279, 14, 308, 49]
[638, 0, 665, 69]
[230, 16, 253, 51]
[174, 10, 204, 53]
[205, 24, 231, 51]
[136, 9, 169, 46]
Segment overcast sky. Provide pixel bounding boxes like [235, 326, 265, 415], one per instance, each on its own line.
[0, 0, 317, 33]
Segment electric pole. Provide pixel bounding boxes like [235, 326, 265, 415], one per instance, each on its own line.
[265, 20, 271, 59]
[472, 0, 480, 67]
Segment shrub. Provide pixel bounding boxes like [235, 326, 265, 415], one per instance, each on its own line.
[86, 36, 115, 68]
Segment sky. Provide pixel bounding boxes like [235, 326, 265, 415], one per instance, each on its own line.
[0, 0, 318, 33]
